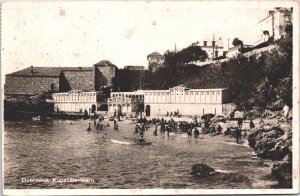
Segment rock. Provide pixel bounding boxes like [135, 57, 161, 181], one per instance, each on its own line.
[234, 111, 245, 118]
[201, 113, 215, 120]
[271, 99, 284, 109]
[282, 153, 292, 163]
[248, 132, 257, 149]
[191, 163, 215, 177]
[223, 103, 237, 117]
[252, 126, 287, 160]
[271, 161, 292, 188]
[256, 137, 277, 159]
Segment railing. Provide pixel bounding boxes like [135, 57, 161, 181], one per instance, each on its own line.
[107, 97, 144, 104]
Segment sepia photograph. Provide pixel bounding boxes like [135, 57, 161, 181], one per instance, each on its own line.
[1, 1, 299, 195]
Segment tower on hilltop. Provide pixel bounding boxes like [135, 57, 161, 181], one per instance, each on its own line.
[147, 52, 165, 72]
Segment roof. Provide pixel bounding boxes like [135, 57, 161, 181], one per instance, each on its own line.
[147, 52, 162, 58]
[94, 60, 116, 67]
[6, 66, 93, 77]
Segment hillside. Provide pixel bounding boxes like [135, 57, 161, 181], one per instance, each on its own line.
[113, 36, 292, 110]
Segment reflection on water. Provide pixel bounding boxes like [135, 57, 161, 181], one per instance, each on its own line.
[4, 119, 277, 189]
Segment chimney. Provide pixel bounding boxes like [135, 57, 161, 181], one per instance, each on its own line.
[30, 66, 34, 74]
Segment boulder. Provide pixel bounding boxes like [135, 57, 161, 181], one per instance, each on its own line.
[271, 161, 292, 188]
[191, 164, 215, 177]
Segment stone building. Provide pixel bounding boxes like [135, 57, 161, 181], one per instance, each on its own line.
[124, 65, 145, 71]
[4, 60, 117, 99]
[107, 90, 144, 114]
[53, 90, 98, 114]
[255, 7, 293, 46]
[147, 52, 165, 72]
[143, 85, 231, 116]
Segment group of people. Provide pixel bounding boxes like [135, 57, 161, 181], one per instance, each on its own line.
[166, 110, 181, 118]
[187, 128, 200, 138]
[134, 124, 146, 138]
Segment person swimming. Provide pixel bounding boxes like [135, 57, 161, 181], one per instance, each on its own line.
[87, 123, 91, 131]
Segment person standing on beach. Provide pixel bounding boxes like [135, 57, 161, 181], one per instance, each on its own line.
[236, 127, 241, 144]
[249, 119, 255, 131]
[238, 118, 243, 128]
[187, 128, 192, 138]
[134, 125, 139, 134]
[154, 126, 158, 136]
[167, 127, 170, 137]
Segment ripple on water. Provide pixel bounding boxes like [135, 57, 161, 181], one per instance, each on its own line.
[4, 119, 278, 189]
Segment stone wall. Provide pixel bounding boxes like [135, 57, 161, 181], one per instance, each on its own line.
[5, 76, 59, 95]
[62, 71, 94, 91]
[95, 65, 116, 88]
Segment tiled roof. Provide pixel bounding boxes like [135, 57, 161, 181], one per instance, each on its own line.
[6, 66, 93, 77]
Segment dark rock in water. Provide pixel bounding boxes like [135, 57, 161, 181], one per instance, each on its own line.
[271, 161, 292, 188]
[191, 164, 215, 177]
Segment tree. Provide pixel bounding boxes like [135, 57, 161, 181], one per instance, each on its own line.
[164, 45, 207, 66]
[232, 38, 243, 46]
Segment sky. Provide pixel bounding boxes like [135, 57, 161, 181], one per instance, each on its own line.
[1, 1, 294, 76]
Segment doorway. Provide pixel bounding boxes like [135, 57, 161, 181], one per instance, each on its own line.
[91, 104, 96, 113]
[145, 105, 150, 116]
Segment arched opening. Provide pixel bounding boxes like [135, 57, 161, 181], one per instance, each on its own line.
[50, 83, 56, 91]
[91, 104, 96, 113]
[145, 105, 150, 116]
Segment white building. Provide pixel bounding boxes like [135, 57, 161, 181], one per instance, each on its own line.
[53, 90, 97, 113]
[108, 90, 144, 114]
[255, 7, 293, 46]
[144, 85, 231, 116]
[198, 38, 225, 60]
[226, 44, 253, 58]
